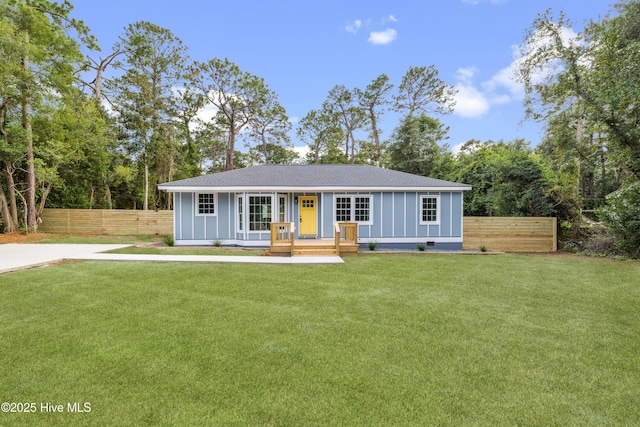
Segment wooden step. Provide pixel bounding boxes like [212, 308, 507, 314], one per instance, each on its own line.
[292, 246, 337, 256]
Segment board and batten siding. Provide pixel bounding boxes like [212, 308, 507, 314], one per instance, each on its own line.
[318, 191, 464, 244]
[172, 190, 464, 247]
[174, 192, 238, 242]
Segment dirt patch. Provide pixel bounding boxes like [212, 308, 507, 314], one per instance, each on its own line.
[0, 232, 53, 244]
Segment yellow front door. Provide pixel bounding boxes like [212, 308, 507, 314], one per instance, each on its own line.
[299, 196, 317, 236]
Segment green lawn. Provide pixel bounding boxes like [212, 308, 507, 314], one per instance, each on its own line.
[105, 246, 266, 256]
[1, 254, 638, 426]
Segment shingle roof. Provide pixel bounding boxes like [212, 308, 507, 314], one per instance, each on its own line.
[158, 164, 471, 191]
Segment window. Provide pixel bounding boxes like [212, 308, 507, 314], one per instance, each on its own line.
[279, 195, 287, 222]
[420, 195, 439, 224]
[197, 193, 216, 216]
[334, 195, 372, 224]
[354, 197, 370, 222]
[237, 195, 243, 231]
[248, 196, 272, 231]
[335, 197, 351, 222]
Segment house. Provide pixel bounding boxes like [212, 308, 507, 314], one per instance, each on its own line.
[158, 164, 471, 252]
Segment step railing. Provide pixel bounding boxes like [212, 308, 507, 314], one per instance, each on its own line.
[338, 222, 358, 244]
[270, 222, 294, 253]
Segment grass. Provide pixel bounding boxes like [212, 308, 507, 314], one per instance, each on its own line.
[32, 234, 266, 256]
[33, 234, 163, 245]
[105, 246, 266, 256]
[0, 254, 639, 425]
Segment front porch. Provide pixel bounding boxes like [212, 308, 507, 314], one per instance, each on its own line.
[270, 222, 359, 256]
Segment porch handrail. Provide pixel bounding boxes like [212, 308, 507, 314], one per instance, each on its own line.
[334, 223, 341, 256]
[338, 222, 358, 244]
[270, 222, 295, 249]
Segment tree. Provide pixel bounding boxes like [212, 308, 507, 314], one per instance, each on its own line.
[323, 85, 367, 164]
[245, 91, 291, 164]
[189, 58, 272, 171]
[450, 140, 555, 217]
[387, 114, 453, 178]
[296, 108, 344, 164]
[107, 21, 187, 210]
[355, 74, 393, 165]
[0, 0, 96, 232]
[393, 65, 457, 117]
[599, 182, 640, 258]
[518, 3, 640, 180]
[248, 143, 299, 165]
[32, 90, 112, 210]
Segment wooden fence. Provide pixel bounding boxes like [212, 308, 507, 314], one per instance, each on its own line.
[39, 209, 173, 236]
[463, 217, 557, 252]
[39, 209, 557, 251]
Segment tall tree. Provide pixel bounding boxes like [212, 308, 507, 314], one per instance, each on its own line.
[0, 0, 96, 232]
[518, 3, 640, 180]
[245, 91, 291, 164]
[296, 108, 344, 164]
[324, 85, 367, 164]
[107, 21, 187, 210]
[355, 74, 393, 165]
[189, 58, 271, 171]
[387, 114, 452, 178]
[393, 65, 457, 117]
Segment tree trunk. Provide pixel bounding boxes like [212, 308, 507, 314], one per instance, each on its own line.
[575, 115, 584, 203]
[143, 155, 149, 210]
[262, 135, 269, 163]
[369, 108, 382, 166]
[0, 185, 17, 233]
[22, 98, 38, 232]
[3, 162, 20, 229]
[225, 128, 235, 171]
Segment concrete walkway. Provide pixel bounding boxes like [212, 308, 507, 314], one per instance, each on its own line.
[0, 244, 344, 274]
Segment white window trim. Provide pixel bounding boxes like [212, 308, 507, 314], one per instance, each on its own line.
[278, 194, 288, 223]
[333, 195, 373, 225]
[419, 195, 440, 225]
[236, 194, 244, 233]
[247, 194, 274, 233]
[196, 193, 217, 216]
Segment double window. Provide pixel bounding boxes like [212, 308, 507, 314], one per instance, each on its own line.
[334, 195, 372, 224]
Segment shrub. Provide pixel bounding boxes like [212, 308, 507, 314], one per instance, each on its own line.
[368, 241, 377, 251]
[213, 240, 222, 247]
[417, 243, 426, 251]
[162, 235, 174, 246]
[598, 182, 640, 258]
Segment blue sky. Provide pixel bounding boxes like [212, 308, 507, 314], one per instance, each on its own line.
[72, 0, 616, 155]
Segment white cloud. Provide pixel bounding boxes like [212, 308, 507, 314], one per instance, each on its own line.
[347, 15, 399, 44]
[452, 67, 490, 118]
[454, 84, 490, 118]
[345, 19, 362, 34]
[293, 145, 310, 159]
[368, 28, 397, 45]
[384, 14, 398, 24]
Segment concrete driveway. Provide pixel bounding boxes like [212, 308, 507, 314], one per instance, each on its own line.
[0, 244, 131, 274]
[0, 244, 344, 274]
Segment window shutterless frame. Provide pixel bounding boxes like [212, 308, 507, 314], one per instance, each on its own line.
[196, 193, 217, 216]
[419, 195, 440, 225]
[333, 195, 373, 225]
